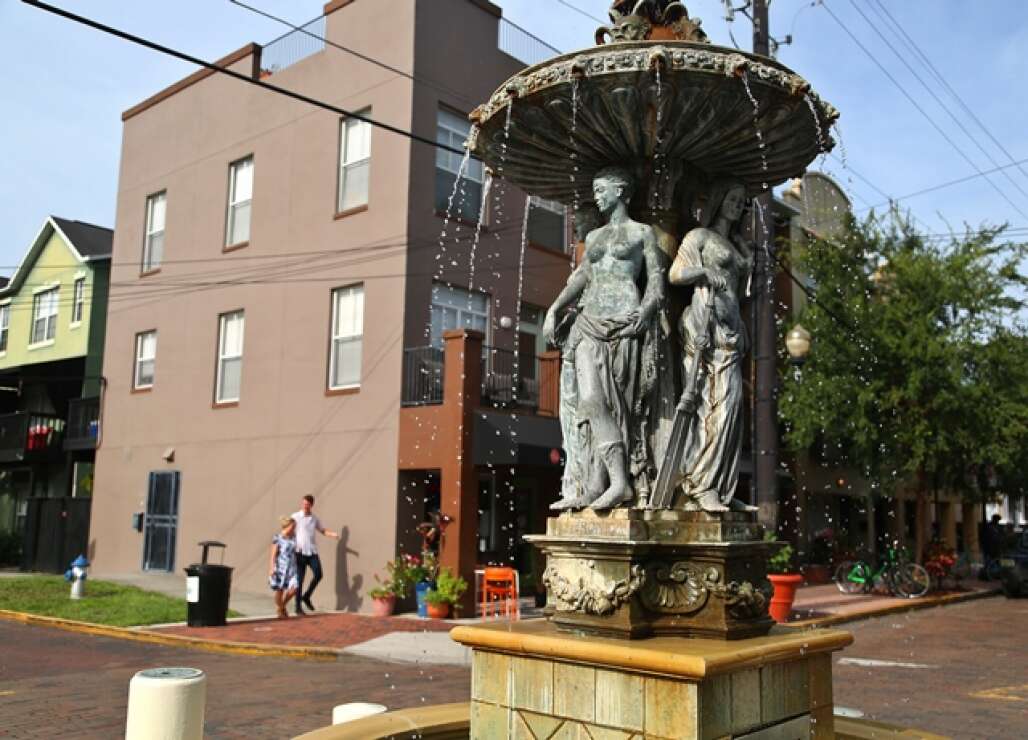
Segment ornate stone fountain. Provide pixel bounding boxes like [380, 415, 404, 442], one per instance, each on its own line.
[466, 0, 837, 644]
[445, 2, 854, 738]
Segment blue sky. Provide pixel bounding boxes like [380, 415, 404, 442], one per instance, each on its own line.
[3, 0, 1028, 268]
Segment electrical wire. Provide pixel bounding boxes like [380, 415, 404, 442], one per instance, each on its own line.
[845, 0, 1028, 206]
[21, 0, 467, 159]
[229, 0, 481, 108]
[554, 0, 607, 25]
[819, 0, 1028, 223]
[869, 0, 1028, 188]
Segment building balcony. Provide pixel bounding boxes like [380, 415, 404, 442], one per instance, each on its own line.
[401, 345, 544, 410]
[64, 397, 100, 451]
[0, 412, 67, 463]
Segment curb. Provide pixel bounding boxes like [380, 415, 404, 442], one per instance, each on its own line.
[0, 609, 341, 661]
[782, 586, 1001, 629]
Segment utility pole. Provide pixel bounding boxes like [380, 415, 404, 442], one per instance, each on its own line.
[751, 0, 779, 529]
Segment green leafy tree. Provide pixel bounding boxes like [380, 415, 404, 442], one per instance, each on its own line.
[779, 213, 1028, 556]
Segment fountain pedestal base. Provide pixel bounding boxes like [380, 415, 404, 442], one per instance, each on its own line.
[451, 619, 851, 740]
[527, 510, 775, 640]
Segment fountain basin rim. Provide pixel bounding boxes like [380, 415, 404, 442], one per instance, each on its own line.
[471, 39, 837, 131]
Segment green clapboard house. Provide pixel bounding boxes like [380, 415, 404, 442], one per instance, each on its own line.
[0, 216, 111, 573]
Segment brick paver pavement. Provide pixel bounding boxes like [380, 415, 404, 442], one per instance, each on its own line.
[832, 595, 1028, 739]
[0, 620, 468, 739]
[155, 612, 454, 649]
[2, 596, 1025, 739]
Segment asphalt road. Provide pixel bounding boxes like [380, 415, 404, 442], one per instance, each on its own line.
[0, 596, 1025, 739]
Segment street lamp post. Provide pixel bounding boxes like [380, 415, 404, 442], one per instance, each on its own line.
[785, 324, 812, 366]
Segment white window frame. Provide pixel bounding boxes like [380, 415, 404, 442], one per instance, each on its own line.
[71, 276, 86, 326]
[429, 283, 490, 348]
[0, 301, 10, 355]
[134, 330, 157, 390]
[142, 190, 166, 273]
[435, 108, 485, 218]
[29, 286, 59, 346]
[338, 113, 371, 213]
[226, 156, 254, 247]
[328, 284, 365, 391]
[215, 310, 245, 404]
[527, 195, 570, 252]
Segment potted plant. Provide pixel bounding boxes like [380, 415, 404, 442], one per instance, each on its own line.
[765, 532, 801, 623]
[404, 551, 439, 618]
[423, 566, 467, 619]
[368, 556, 408, 616]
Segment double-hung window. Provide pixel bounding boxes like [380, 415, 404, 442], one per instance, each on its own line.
[0, 304, 9, 353]
[338, 114, 371, 213]
[143, 191, 166, 272]
[435, 109, 484, 222]
[328, 285, 365, 390]
[226, 156, 253, 247]
[429, 284, 489, 347]
[30, 287, 59, 344]
[215, 311, 245, 404]
[527, 196, 569, 252]
[134, 330, 157, 390]
[72, 277, 86, 324]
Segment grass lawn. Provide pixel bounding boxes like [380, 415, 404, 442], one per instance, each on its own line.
[0, 575, 201, 627]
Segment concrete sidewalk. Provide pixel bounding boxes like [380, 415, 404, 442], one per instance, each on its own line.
[785, 578, 999, 628]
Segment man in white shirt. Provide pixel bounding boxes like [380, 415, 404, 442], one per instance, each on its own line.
[291, 494, 339, 615]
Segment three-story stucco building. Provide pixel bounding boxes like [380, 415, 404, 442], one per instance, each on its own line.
[90, 0, 574, 608]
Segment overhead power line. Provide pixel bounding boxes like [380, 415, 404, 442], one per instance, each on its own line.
[21, 0, 466, 158]
[820, 0, 1028, 222]
[844, 0, 1028, 207]
[229, 0, 479, 107]
[868, 0, 1028, 188]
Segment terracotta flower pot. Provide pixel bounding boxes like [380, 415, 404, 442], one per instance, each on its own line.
[768, 573, 804, 622]
[426, 602, 450, 619]
[370, 595, 396, 617]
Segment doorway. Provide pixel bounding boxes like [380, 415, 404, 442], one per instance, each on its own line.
[142, 471, 180, 572]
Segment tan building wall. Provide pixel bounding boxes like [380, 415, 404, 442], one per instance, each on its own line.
[91, 0, 421, 606]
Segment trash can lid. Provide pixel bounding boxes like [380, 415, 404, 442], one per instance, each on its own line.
[198, 540, 226, 548]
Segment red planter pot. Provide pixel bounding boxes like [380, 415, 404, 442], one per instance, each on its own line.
[370, 595, 396, 617]
[768, 573, 804, 623]
[426, 602, 450, 619]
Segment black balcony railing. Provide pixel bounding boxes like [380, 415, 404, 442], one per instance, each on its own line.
[401, 346, 542, 409]
[481, 346, 539, 408]
[402, 346, 444, 407]
[65, 397, 100, 451]
[0, 412, 66, 463]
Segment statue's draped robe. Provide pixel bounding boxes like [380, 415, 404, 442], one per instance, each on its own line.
[557, 264, 675, 505]
[673, 227, 748, 507]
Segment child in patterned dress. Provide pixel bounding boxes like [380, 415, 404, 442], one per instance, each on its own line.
[268, 516, 299, 619]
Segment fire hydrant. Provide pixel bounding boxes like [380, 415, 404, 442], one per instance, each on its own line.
[64, 555, 89, 600]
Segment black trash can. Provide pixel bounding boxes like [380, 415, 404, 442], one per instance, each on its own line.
[184, 541, 232, 627]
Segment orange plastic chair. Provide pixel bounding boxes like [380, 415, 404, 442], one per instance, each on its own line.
[480, 566, 519, 620]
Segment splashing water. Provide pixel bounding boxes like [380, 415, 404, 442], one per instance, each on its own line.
[425, 146, 472, 343]
[650, 65, 665, 220]
[568, 78, 580, 268]
[740, 72, 769, 190]
[803, 93, 830, 170]
[466, 176, 492, 303]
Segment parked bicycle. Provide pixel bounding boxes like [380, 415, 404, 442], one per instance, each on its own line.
[834, 547, 931, 598]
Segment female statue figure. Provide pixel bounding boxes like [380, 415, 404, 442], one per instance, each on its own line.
[669, 181, 753, 512]
[544, 167, 667, 510]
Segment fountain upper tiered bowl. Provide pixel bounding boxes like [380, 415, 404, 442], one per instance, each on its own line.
[469, 41, 838, 203]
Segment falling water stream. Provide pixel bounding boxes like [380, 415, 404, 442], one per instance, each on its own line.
[568, 78, 580, 268]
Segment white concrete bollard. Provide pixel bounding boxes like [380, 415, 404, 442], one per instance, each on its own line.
[332, 702, 388, 725]
[125, 667, 207, 740]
